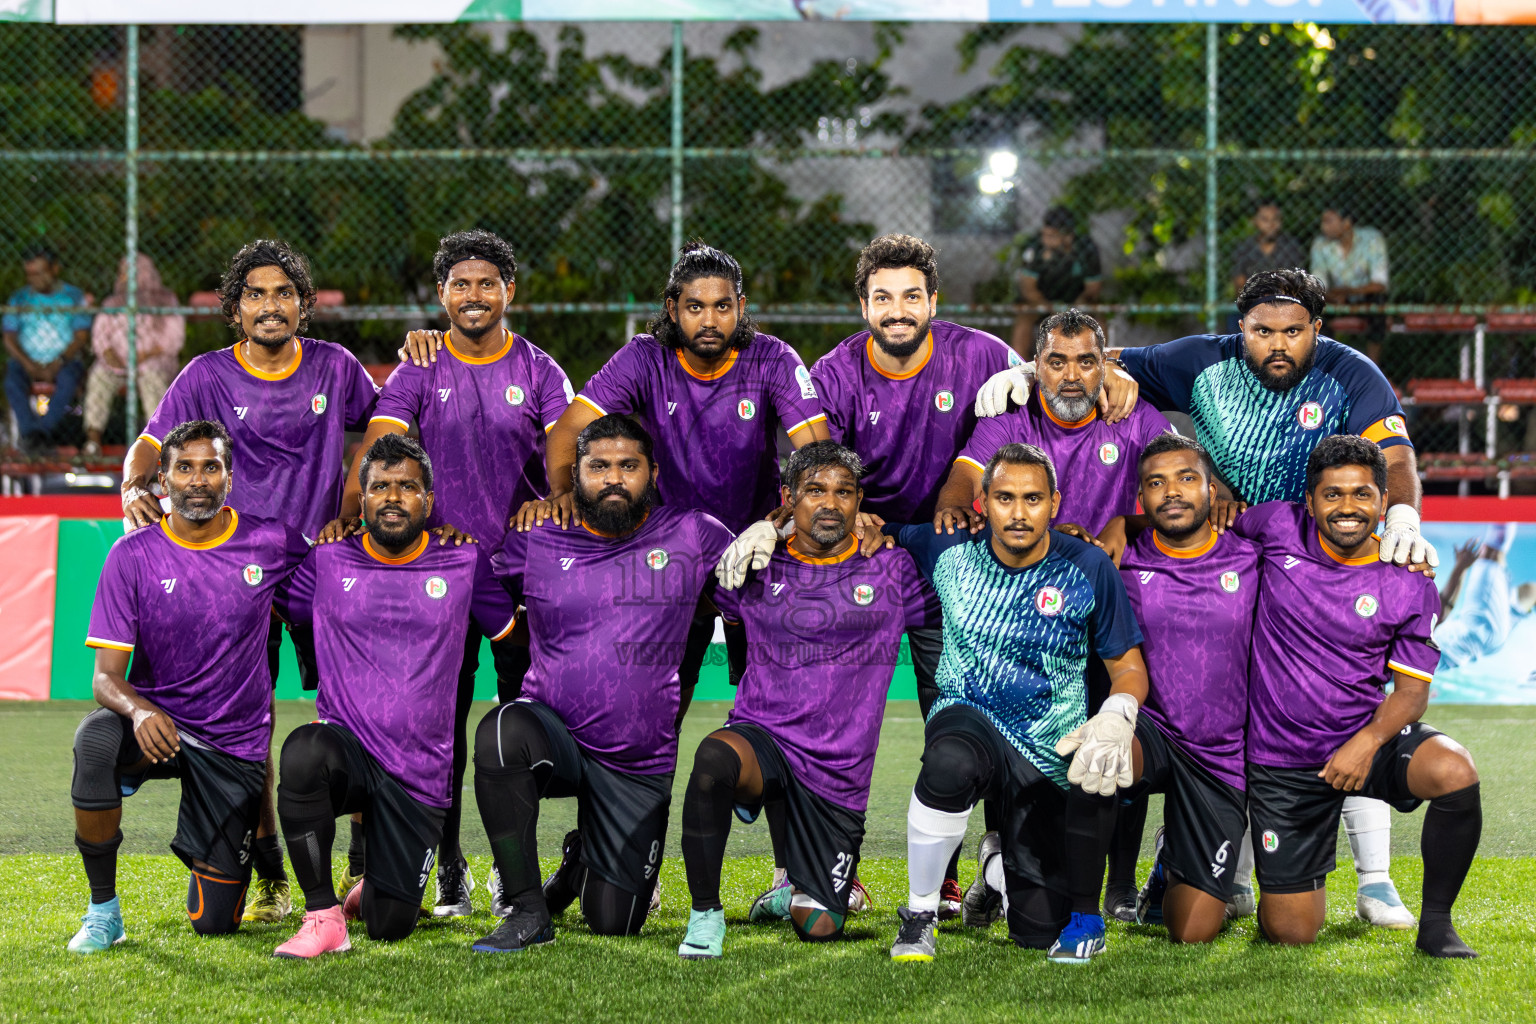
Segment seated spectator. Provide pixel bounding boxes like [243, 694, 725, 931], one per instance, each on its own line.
[1231, 199, 1307, 294]
[1011, 207, 1102, 357]
[83, 254, 185, 457]
[4, 242, 92, 455]
[1310, 204, 1390, 362]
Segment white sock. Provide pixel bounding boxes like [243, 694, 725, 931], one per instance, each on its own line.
[906, 790, 971, 913]
[1234, 825, 1255, 890]
[1343, 795, 1392, 888]
[982, 844, 1009, 916]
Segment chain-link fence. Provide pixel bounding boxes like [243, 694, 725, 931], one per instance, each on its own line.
[2, 20, 1534, 490]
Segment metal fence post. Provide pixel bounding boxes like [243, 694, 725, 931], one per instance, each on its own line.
[670, 21, 684, 259]
[1204, 22, 1219, 334]
[123, 24, 140, 442]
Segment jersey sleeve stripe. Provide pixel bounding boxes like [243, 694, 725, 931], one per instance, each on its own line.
[369, 415, 411, 430]
[137, 433, 162, 450]
[785, 413, 828, 437]
[85, 637, 134, 652]
[954, 455, 986, 472]
[1362, 418, 1411, 444]
[488, 615, 517, 642]
[1387, 659, 1434, 682]
[573, 394, 608, 417]
[544, 422, 558, 433]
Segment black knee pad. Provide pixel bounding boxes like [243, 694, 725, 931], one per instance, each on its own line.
[187, 869, 249, 936]
[473, 703, 550, 773]
[72, 709, 132, 811]
[914, 732, 991, 813]
[688, 736, 742, 798]
[361, 886, 421, 942]
[277, 725, 348, 820]
[581, 875, 650, 937]
[1006, 880, 1071, 949]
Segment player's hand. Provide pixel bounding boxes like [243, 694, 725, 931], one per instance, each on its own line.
[131, 703, 180, 763]
[1098, 364, 1140, 423]
[1319, 731, 1380, 792]
[1210, 499, 1247, 535]
[1056, 692, 1138, 796]
[431, 523, 476, 546]
[513, 492, 573, 532]
[1452, 538, 1479, 571]
[316, 516, 362, 544]
[853, 511, 892, 556]
[715, 520, 778, 590]
[931, 505, 983, 536]
[1094, 516, 1130, 567]
[121, 483, 163, 533]
[765, 504, 794, 539]
[974, 364, 1034, 418]
[1053, 522, 1106, 550]
[1379, 504, 1439, 568]
[399, 329, 446, 367]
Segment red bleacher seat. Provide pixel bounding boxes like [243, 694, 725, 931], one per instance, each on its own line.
[1398, 313, 1479, 332]
[362, 363, 394, 388]
[1328, 315, 1372, 334]
[314, 290, 345, 308]
[1404, 378, 1486, 404]
[1419, 453, 1497, 481]
[187, 290, 221, 312]
[1492, 379, 1536, 405]
[1487, 313, 1536, 332]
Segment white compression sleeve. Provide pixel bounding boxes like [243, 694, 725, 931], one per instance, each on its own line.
[1343, 795, 1392, 886]
[906, 790, 971, 913]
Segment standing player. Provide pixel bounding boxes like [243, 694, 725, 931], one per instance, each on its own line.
[676, 441, 941, 958]
[322, 230, 571, 917]
[1229, 437, 1481, 958]
[882, 443, 1148, 963]
[118, 240, 381, 922]
[470, 415, 752, 952]
[270, 434, 517, 959]
[69, 421, 309, 952]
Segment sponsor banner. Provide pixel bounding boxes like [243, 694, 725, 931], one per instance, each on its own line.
[0, 516, 59, 700]
[1421, 519, 1536, 705]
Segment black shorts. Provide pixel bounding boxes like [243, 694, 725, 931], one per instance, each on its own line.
[925, 704, 1067, 892]
[520, 700, 673, 897]
[1127, 718, 1248, 901]
[1247, 722, 1443, 894]
[725, 722, 866, 915]
[305, 722, 446, 905]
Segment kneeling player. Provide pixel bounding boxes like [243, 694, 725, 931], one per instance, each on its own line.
[1232, 436, 1481, 958]
[677, 442, 940, 957]
[70, 420, 309, 952]
[271, 435, 515, 958]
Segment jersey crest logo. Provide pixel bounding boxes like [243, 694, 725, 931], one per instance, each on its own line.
[424, 576, 449, 599]
[646, 548, 670, 571]
[934, 390, 955, 413]
[795, 364, 817, 400]
[1137, 570, 1156, 585]
[438, 388, 452, 403]
[737, 399, 757, 420]
[241, 564, 263, 587]
[1034, 586, 1064, 617]
[233, 406, 249, 420]
[667, 402, 678, 416]
[771, 582, 787, 596]
[1296, 401, 1324, 430]
[1220, 570, 1240, 593]
[1384, 414, 1407, 436]
[311, 393, 328, 415]
[1098, 443, 1121, 466]
[852, 583, 875, 605]
[505, 385, 525, 406]
[1354, 593, 1379, 618]
[342, 577, 358, 591]
[159, 578, 176, 594]
[1261, 830, 1280, 853]
[560, 557, 576, 571]
[868, 410, 881, 426]
[1282, 555, 1301, 570]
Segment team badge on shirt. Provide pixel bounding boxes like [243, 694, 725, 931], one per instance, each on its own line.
[1220, 570, 1240, 592]
[646, 548, 670, 570]
[1354, 593, 1379, 618]
[1262, 830, 1280, 853]
[1384, 414, 1407, 436]
[425, 576, 448, 599]
[311, 393, 328, 415]
[1034, 586, 1064, 617]
[737, 399, 757, 420]
[505, 385, 526, 406]
[852, 583, 875, 605]
[242, 564, 264, 587]
[934, 390, 955, 413]
[1297, 401, 1324, 430]
[1098, 443, 1120, 466]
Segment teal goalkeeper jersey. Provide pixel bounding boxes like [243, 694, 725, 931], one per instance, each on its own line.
[888, 525, 1142, 788]
[1118, 333, 1411, 504]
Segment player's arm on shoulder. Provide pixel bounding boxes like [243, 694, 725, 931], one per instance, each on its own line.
[1108, 334, 1218, 414]
[399, 328, 446, 366]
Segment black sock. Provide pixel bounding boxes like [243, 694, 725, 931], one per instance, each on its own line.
[76, 831, 123, 905]
[681, 737, 741, 912]
[280, 808, 338, 911]
[347, 819, 365, 876]
[765, 799, 789, 878]
[251, 833, 286, 883]
[1417, 782, 1481, 958]
[1065, 786, 1119, 915]
[475, 764, 545, 917]
[1106, 794, 1149, 894]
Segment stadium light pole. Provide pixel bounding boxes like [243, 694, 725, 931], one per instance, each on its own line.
[124, 24, 140, 442]
[671, 21, 684, 259]
[1204, 22, 1219, 334]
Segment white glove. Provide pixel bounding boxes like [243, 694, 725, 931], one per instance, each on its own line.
[1055, 692, 1139, 797]
[1379, 503, 1439, 568]
[714, 520, 778, 590]
[973, 363, 1035, 418]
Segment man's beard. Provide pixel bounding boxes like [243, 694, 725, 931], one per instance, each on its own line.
[246, 315, 296, 349]
[1319, 509, 1375, 551]
[868, 312, 932, 359]
[1042, 381, 1101, 422]
[168, 484, 228, 522]
[368, 503, 427, 549]
[996, 519, 1045, 558]
[576, 483, 656, 535]
[1151, 495, 1211, 541]
[1244, 342, 1317, 393]
[802, 509, 850, 548]
[684, 318, 755, 355]
[452, 302, 499, 340]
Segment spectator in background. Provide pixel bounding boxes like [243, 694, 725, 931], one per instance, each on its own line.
[1311, 204, 1390, 363]
[3, 242, 93, 455]
[82, 254, 185, 458]
[1011, 207, 1102, 358]
[1230, 199, 1307, 295]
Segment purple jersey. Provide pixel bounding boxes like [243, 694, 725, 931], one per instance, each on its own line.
[86, 510, 310, 762]
[493, 505, 734, 775]
[812, 321, 1021, 523]
[959, 394, 1171, 536]
[1230, 502, 1442, 768]
[372, 330, 571, 546]
[576, 333, 825, 533]
[1120, 529, 1260, 789]
[276, 535, 516, 807]
[141, 340, 380, 541]
[713, 541, 942, 811]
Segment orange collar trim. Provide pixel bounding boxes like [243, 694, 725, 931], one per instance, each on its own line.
[579, 508, 651, 539]
[446, 328, 514, 365]
[363, 533, 429, 565]
[866, 333, 934, 380]
[160, 508, 239, 550]
[676, 347, 739, 382]
[1318, 530, 1379, 566]
[1040, 399, 1097, 430]
[1153, 528, 1217, 560]
[233, 340, 302, 381]
[785, 535, 859, 565]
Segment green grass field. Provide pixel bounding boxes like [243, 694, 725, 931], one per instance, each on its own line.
[4, 701, 1534, 1023]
